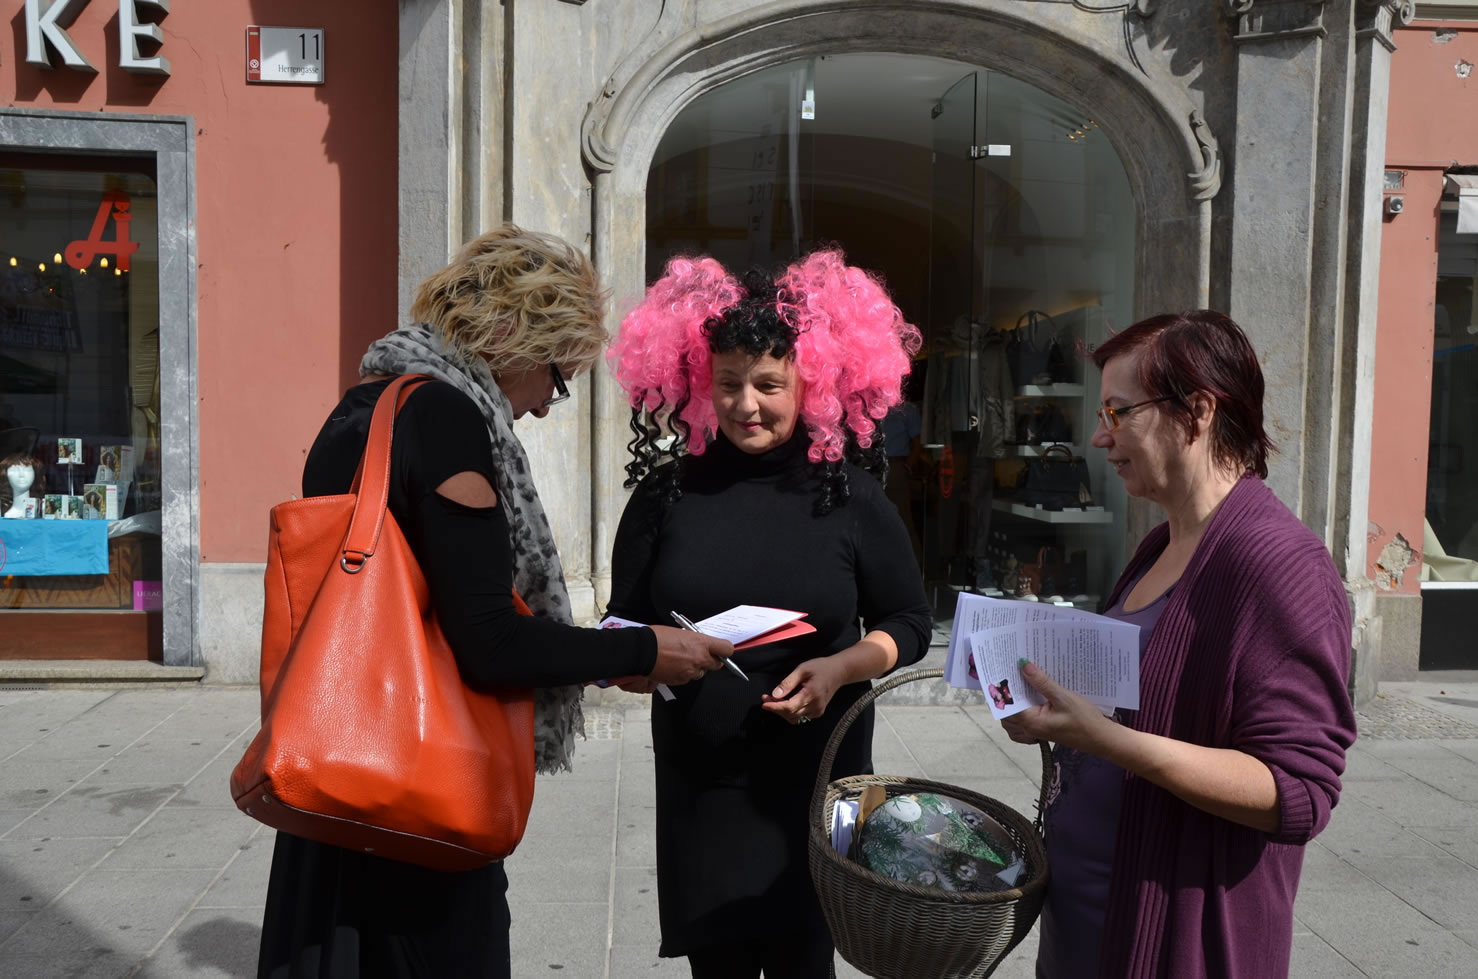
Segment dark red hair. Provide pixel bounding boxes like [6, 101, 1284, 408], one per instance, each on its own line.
[1092, 310, 1274, 479]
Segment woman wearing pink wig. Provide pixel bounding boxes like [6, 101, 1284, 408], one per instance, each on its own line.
[606, 252, 932, 977]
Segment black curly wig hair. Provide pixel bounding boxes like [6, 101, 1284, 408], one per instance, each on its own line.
[623, 268, 888, 515]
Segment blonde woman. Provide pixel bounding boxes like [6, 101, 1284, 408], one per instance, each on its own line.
[257, 225, 732, 979]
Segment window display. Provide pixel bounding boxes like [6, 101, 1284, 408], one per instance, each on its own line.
[0, 157, 162, 629]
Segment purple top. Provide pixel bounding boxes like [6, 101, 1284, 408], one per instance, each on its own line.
[1099, 476, 1356, 978]
[1036, 574, 1170, 979]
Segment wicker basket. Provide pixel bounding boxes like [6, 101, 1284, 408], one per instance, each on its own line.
[808, 668, 1051, 979]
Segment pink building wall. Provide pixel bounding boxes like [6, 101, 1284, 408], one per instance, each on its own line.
[2, 0, 398, 563]
[1371, 20, 1478, 594]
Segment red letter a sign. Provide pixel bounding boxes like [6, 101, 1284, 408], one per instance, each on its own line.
[66, 190, 142, 272]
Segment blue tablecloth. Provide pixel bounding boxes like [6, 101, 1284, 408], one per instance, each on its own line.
[0, 519, 110, 576]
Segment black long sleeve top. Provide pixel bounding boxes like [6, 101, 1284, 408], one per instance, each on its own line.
[301, 378, 657, 689]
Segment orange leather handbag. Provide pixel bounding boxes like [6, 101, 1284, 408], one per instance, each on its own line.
[230, 375, 536, 871]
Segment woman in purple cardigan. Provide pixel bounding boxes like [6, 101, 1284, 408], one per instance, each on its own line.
[1003, 310, 1358, 978]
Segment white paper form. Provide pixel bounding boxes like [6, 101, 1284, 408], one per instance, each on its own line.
[943, 593, 1098, 690]
[968, 617, 1141, 720]
[693, 605, 806, 645]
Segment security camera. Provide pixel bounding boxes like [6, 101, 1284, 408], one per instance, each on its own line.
[1385, 195, 1405, 215]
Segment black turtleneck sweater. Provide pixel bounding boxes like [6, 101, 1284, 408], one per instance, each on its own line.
[607, 429, 931, 956]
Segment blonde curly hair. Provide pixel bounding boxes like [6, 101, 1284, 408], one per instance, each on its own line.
[410, 224, 609, 376]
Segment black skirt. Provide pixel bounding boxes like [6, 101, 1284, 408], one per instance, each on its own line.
[257, 832, 510, 978]
[653, 681, 874, 958]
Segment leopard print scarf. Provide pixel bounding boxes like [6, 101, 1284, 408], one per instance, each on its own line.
[360, 323, 584, 774]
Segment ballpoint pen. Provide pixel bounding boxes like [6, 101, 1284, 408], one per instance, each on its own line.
[671, 611, 751, 681]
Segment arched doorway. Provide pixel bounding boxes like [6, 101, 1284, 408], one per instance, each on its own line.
[583, 3, 1214, 612]
[642, 53, 1137, 622]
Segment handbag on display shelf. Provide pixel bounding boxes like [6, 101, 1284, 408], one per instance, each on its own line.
[230, 375, 536, 872]
[1008, 311, 1060, 386]
[1032, 404, 1073, 444]
[1012, 405, 1071, 446]
[1016, 444, 1094, 511]
[1018, 547, 1064, 598]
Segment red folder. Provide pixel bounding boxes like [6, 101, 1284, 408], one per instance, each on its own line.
[733, 618, 817, 650]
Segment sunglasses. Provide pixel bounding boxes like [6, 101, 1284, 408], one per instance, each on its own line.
[543, 363, 570, 408]
[1095, 395, 1175, 431]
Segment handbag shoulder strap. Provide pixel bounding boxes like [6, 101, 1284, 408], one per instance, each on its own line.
[341, 374, 431, 572]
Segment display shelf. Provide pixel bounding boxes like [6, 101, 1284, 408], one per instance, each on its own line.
[1007, 442, 1080, 457]
[1016, 383, 1085, 398]
[946, 583, 1102, 609]
[991, 499, 1114, 524]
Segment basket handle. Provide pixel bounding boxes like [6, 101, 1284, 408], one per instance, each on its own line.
[810, 668, 1053, 835]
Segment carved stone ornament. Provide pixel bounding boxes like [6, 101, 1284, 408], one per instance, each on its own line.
[1187, 109, 1223, 202]
[1355, 0, 1415, 52]
[582, 0, 688, 172]
[1224, 0, 1329, 44]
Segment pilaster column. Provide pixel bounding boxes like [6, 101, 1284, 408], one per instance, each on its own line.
[1224, 0, 1333, 518]
[1341, 0, 1413, 699]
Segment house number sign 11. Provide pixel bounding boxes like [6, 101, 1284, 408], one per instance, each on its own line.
[246, 26, 325, 85]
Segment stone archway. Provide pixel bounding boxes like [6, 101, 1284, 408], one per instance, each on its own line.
[581, 0, 1218, 604]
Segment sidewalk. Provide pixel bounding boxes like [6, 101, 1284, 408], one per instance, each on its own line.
[1, 677, 1476, 978]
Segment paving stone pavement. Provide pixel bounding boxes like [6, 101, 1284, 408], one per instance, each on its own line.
[1, 678, 1476, 977]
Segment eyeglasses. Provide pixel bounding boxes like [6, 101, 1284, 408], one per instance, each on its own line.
[1096, 395, 1175, 431]
[543, 363, 570, 408]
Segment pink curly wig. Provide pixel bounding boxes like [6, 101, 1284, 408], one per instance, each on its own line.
[607, 250, 921, 466]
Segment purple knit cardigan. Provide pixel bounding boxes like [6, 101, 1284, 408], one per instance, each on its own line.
[1096, 475, 1358, 978]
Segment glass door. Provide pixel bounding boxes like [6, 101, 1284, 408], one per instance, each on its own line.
[916, 71, 979, 619]
[920, 70, 1135, 622]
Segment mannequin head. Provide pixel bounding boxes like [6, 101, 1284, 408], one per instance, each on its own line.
[4, 453, 42, 489]
[2, 452, 44, 516]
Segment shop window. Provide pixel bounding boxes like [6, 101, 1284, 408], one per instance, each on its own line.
[1, 156, 163, 656]
[645, 54, 1136, 627]
[1425, 186, 1478, 575]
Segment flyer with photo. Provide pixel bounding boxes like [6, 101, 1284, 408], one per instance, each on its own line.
[968, 617, 1141, 720]
[946, 593, 1141, 720]
[944, 592, 1098, 691]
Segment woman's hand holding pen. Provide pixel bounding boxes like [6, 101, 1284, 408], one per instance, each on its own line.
[646, 625, 734, 686]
